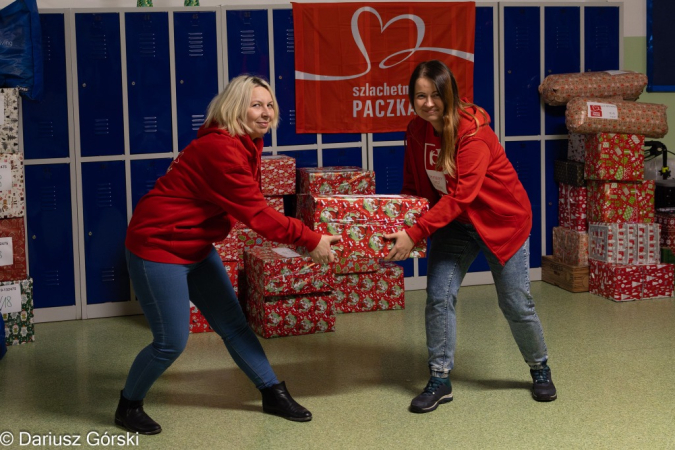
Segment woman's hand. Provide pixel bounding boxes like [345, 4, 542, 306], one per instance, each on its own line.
[383, 230, 415, 261]
[309, 234, 342, 264]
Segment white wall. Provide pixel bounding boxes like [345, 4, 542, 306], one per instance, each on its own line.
[2, 0, 645, 37]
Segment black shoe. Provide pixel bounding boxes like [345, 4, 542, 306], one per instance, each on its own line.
[260, 381, 312, 422]
[531, 363, 557, 402]
[410, 376, 453, 413]
[114, 391, 162, 435]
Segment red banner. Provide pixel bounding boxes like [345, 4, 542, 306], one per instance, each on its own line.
[292, 2, 475, 134]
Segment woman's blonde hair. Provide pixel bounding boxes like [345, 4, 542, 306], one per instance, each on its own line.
[204, 75, 280, 135]
[408, 60, 487, 177]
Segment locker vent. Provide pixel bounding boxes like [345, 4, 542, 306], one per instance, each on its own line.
[145, 180, 156, 191]
[40, 186, 58, 211]
[384, 166, 402, 192]
[187, 32, 204, 57]
[240, 29, 255, 55]
[94, 118, 110, 136]
[554, 26, 571, 50]
[138, 32, 157, 57]
[38, 121, 55, 139]
[44, 269, 61, 286]
[288, 109, 296, 126]
[43, 34, 53, 62]
[89, 32, 109, 60]
[191, 114, 204, 131]
[143, 117, 158, 133]
[96, 183, 113, 208]
[285, 28, 294, 53]
[101, 267, 116, 282]
[590, 25, 610, 49]
[514, 26, 531, 50]
[515, 100, 530, 119]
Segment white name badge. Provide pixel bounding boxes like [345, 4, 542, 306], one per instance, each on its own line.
[587, 102, 619, 120]
[272, 247, 302, 258]
[0, 282, 22, 315]
[426, 169, 448, 194]
[0, 237, 14, 267]
[0, 164, 11, 192]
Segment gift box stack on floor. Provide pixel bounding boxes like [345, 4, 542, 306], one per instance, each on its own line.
[539, 71, 674, 301]
[0, 88, 34, 346]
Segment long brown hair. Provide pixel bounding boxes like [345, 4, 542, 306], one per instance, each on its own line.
[408, 60, 487, 177]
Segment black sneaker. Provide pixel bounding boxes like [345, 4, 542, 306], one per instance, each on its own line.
[410, 376, 453, 413]
[530, 364, 557, 402]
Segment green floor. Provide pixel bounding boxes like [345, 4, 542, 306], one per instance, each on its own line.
[1, 281, 674, 449]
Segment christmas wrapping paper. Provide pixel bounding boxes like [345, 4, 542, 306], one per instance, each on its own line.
[261, 155, 296, 195]
[1, 278, 34, 345]
[554, 160, 585, 187]
[244, 246, 333, 297]
[246, 290, 336, 338]
[558, 183, 588, 231]
[298, 194, 429, 259]
[567, 133, 587, 162]
[214, 227, 294, 261]
[587, 181, 655, 224]
[552, 226, 589, 266]
[589, 222, 659, 265]
[189, 261, 239, 333]
[332, 262, 405, 313]
[333, 257, 380, 274]
[584, 133, 645, 181]
[0, 88, 19, 154]
[0, 154, 25, 219]
[656, 209, 675, 247]
[539, 71, 647, 106]
[0, 218, 27, 282]
[642, 263, 675, 298]
[565, 97, 668, 138]
[265, 195, 285, 213]
[297, 166, 376, 195]
[590, 260, 674, 301]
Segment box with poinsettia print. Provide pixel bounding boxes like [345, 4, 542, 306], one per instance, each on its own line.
[332, 262, 405, 313]
[589, 260, 674, 301]
[558, 183, 588, 231]
[584, 133, 645, 181]
[189, 261, 239, 333]
[552, 226, 589, 266]
[261, 155, 296, 195]
[246, 289, 336, 338]
[587, 181, 655, 224]
[297, 194, 429, 259]
[0, 217, 27, 282]
[297, 166, 376, 195]
[1, 278, 33, 345]
[244, 246, 333, 297]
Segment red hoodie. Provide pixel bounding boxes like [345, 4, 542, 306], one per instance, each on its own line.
[125, 125, 321, 264]
[401, 106, 532, 265]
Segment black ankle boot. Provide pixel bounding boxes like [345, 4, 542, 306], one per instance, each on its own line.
[114, 391, 162, 435]
[260, 381, 312, 422]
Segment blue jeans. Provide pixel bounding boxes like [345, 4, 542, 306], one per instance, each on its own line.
[123, 247, 279, 401]
[425, 222, 548, 378]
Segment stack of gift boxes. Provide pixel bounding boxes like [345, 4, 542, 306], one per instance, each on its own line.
[540, 70, 674, 301]
[0, 87, 34, 346]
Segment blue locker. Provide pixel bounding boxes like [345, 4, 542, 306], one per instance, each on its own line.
[125, 12, 173, 155]
[82, 161, 129, 304]
[505, 141, 542, 268]
[544, 7, 580, 136]
[503, 7, 541, 137]
[272, 9, 316, 147]
[373, 132, 405, 142]
[474, 6, 495, 121]
[130, 158, 172, 211]
[373, 146, 404, 194]
[174, 11, 219, 151]
[280, 149, 317, 168]
[75, 13, 125, 157]
[395, 259, 414, 278]
[584, 7, 620, 72]
[25, 164, 76, 308]
[544, 139, 568, 255]
[322, 148, 362, 167]
[22, 14, 70, 160]
[322, 133, 361, 144]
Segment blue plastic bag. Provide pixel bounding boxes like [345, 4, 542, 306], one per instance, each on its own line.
[0, 0, 43, 100]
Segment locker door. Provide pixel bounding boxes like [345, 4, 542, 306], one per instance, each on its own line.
[22, 13, 70, 160]
[474, 6, 495, 122]
[130, 158, 172, 211]
[584, 7, 620, 72]
[503, 7, 540, 137]
[544, 140, 568, 255]
[226, 10, 271, 148]
[322, 148, 362, 167]
[280, 150, 317, 169]
[505, 141, 542, 268]
[75, 13, 124, 157]
[81, 161, 129, 305]
[373, 146, 404, 194]
[125, 12, 173, 155]
[25, 164, 76, 309]
[372, 132, 404, 143]
[174, 11, 219, 151]
[544, 7, 580, 136]
[272, 9, 316, 146]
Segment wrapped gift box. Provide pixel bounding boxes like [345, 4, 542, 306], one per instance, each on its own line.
[589, 222, 659, 265]
[298, 194, 429, 259]
[244, 246, 332, 297]
[554, 160, 585, 187]
[1, 278, 34, 345]
[589, 260, 643, 301]
[642, 263, 675, 298]
[214, 227, 294, 261]
[261, 155, 296, 195]
[0, 88, 19, 154]
[587, 181, 654, 224]
[333, 262, 404, 313]
[265, 195, 285, 213]
[637, 180, 656, 223]
[656, 209, 675, 247]
[558, 183, 588, 231]
[539, 71, 647, 106]
[0, 218, 27, 282]
[552, 226, 589, 266]
[568, 133, 587, 162]
[189, 261, 239, 333]
[333, 257, 380, 274]
[297, 166, 376, 195]
[0, 154, 25, 219]
[584, 133, 644, 181]
[246, 290, 336, 338]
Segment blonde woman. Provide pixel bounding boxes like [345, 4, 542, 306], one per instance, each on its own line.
[117, 76, 339, 434]
[384, 60, 556, 413]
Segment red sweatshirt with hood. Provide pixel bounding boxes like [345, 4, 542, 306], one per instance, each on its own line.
[401, 105, 532, 265]
[125, 125, 321, 264]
